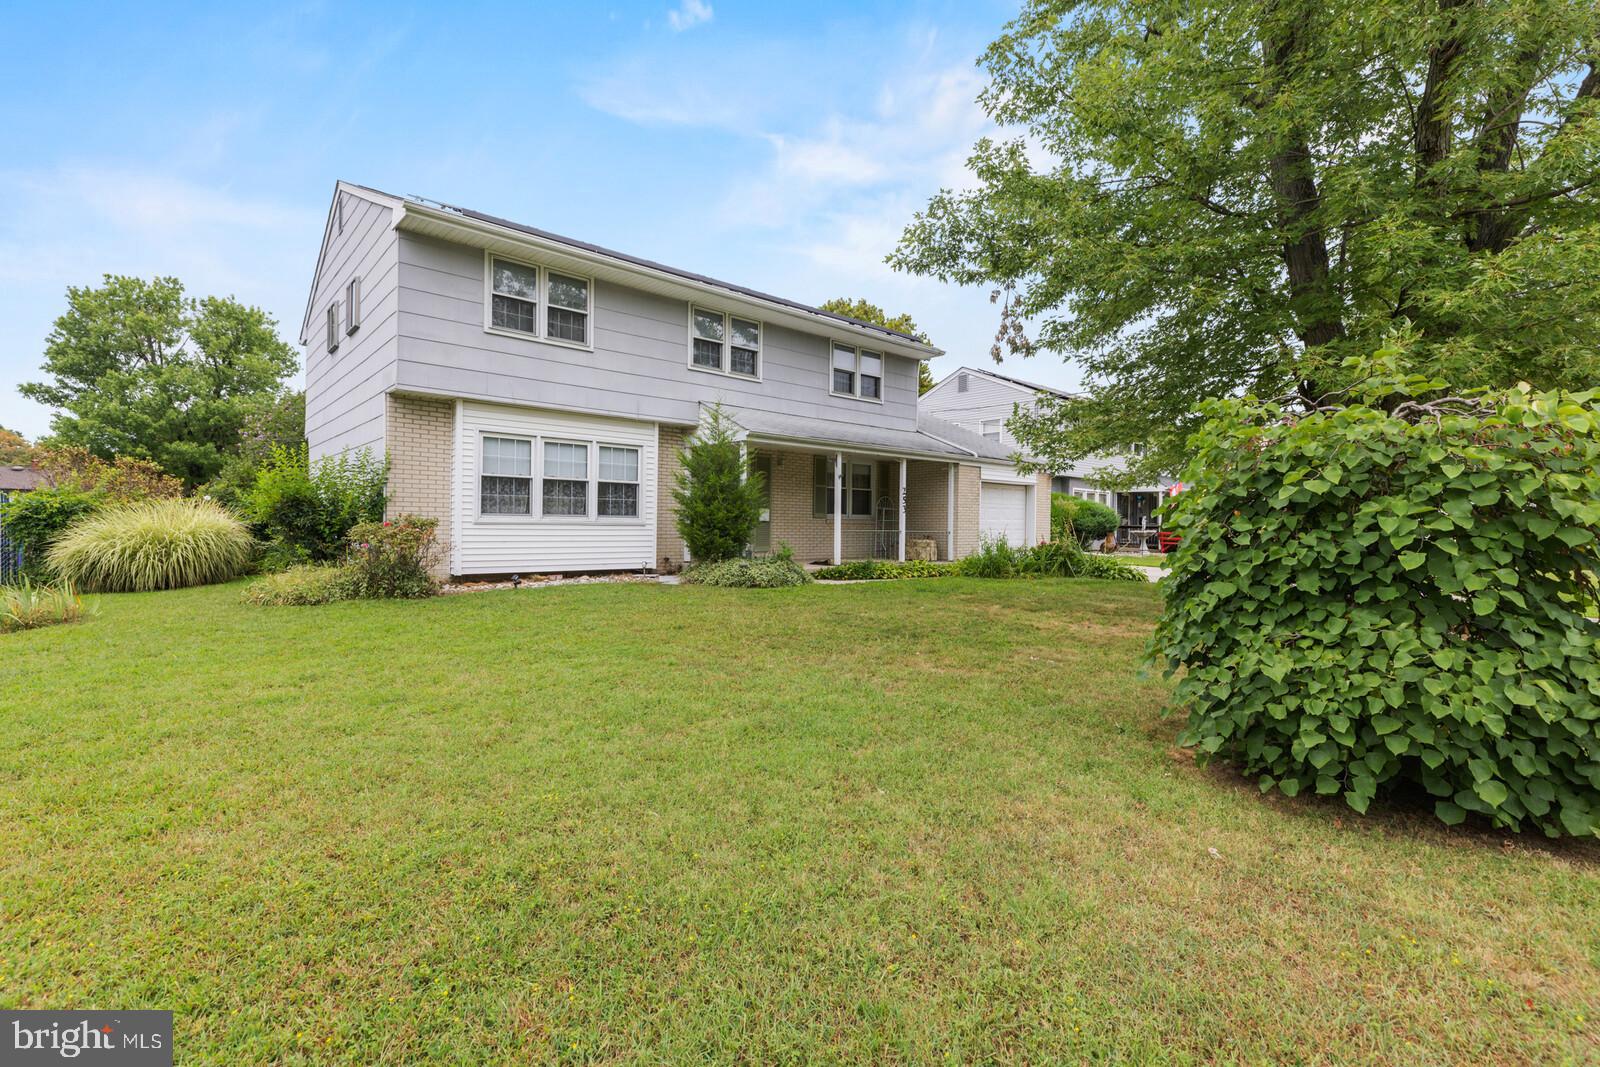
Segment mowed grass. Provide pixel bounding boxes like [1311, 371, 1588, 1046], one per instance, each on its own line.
[3, 579, 1597, 1065]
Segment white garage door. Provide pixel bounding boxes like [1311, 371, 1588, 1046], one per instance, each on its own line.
[979, 482, 1029, 547]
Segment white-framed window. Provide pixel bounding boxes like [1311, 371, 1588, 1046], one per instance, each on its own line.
[485, 253, 593, 350]
[830, 343, 882, 401]
[688, 306, 760, 379]
[480, 436, 533, 515]
[326, 302, 340, 353]
[597, 445, 640, 518]
[346, 277, 361, 334]
[981, 419, 1002, 442]
[812, 457, 874, 517]
[1073, 487, 1114, 508]
[546, 272, 590, 345]
[542, 441, 589, 517]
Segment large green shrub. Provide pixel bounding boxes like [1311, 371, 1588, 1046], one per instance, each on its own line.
[47, 498, 255, 592]
[1154, 366, 1600, 836]
[0, 486, 103, 581]
[672, 406, 765, 564]
[958, 537, 1022, 578]
[245, 444, 386, 562]
[1051, 493, 1119, 545]
[682, 557, 812, 588]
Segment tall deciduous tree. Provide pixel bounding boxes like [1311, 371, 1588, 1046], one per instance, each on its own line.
[891, 0, 1600, 478]
[818, 297, 938, 393]
[20, 275, 299, 487]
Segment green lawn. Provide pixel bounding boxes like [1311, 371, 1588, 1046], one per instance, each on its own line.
[5, 580, 1597, 1064]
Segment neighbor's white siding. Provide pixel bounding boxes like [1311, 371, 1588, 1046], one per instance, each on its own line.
[453, 401, 658, 574]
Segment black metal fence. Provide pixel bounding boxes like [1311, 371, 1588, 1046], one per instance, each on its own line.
[0, 490, 22, 584]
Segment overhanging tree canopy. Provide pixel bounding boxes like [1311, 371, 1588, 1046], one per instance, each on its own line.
[891, 0, 1600, 480]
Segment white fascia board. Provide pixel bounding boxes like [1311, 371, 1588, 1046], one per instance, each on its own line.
[395, 202, 942, 362]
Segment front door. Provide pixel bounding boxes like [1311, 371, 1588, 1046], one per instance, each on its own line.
[750, 454, 772, 554]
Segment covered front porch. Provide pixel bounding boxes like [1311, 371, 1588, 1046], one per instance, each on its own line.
[747, 445, 965, 565]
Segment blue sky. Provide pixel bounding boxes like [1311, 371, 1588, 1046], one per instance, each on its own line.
[0, 0, 1081, 439]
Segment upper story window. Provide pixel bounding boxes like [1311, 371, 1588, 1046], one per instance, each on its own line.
[546, 273, 590, 345]
[957, 372, 969, 392]
[830, 343, 882, 402]
[326, 302, 340, 353]
[485, 254, 593, 350]
[981, 419, 1002, 442]
[689, 307, 760, 379]
[345, 277, 361, 334]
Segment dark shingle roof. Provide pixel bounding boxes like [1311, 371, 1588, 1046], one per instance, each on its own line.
[349, 182, 935, 351]
[0, 466, 44, 492]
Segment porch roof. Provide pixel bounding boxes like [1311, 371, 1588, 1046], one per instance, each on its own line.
[717, 406, 1015, 463]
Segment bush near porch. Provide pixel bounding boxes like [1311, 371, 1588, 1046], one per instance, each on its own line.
[1155, 366, 1600, 836]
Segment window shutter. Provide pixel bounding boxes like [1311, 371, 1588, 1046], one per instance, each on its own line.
[346, 277, 361, 333]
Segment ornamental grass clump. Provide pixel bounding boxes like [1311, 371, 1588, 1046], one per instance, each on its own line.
[1154, 361, 1600, 836]
[47, 497, 254, 592]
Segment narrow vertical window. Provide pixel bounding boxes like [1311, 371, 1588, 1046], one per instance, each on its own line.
[849, 463, 873, 516]
[490, 258, 539, 335]
[326, 303, 340, 353]
[346, 277, 361, 334]
[729, 317, 760, 377]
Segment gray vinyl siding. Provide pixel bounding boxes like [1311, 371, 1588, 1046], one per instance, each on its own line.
[919, 371, 1039, 448]
[391, 233, 921, 432]
[304, 191, 400, 461]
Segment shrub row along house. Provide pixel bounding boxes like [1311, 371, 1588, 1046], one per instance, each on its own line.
[301, 182, 1049, 577]
[920, 365, 1177, 549]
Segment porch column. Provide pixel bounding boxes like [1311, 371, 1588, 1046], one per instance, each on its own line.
[833, 451, 844, 565]
[945, 463, 956, 561]
[897, 458, 907, 562]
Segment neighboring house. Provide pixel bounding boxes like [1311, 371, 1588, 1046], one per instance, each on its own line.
[919, 366, 1176, 547]
[299, 182, 1050, 577]
[0, 465, 45, 583]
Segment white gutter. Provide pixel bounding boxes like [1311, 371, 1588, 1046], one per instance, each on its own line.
[395, 201, 943, 361]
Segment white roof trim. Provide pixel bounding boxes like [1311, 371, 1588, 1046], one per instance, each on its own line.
[394, 200, 941, 362]
[298, 182, 403, 344]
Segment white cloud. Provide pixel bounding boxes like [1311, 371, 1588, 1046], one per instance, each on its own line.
[666, 0, 713, 32]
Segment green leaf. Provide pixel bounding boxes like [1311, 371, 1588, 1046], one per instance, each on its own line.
[1435, 801, 1467, 826]
[1398, 551, 1426, 571]
[1474, 780, 1509, 808]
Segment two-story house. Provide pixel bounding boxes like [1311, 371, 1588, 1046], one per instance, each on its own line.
[300, 183, 1050, 577]
[919, 365, 1176, 547]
